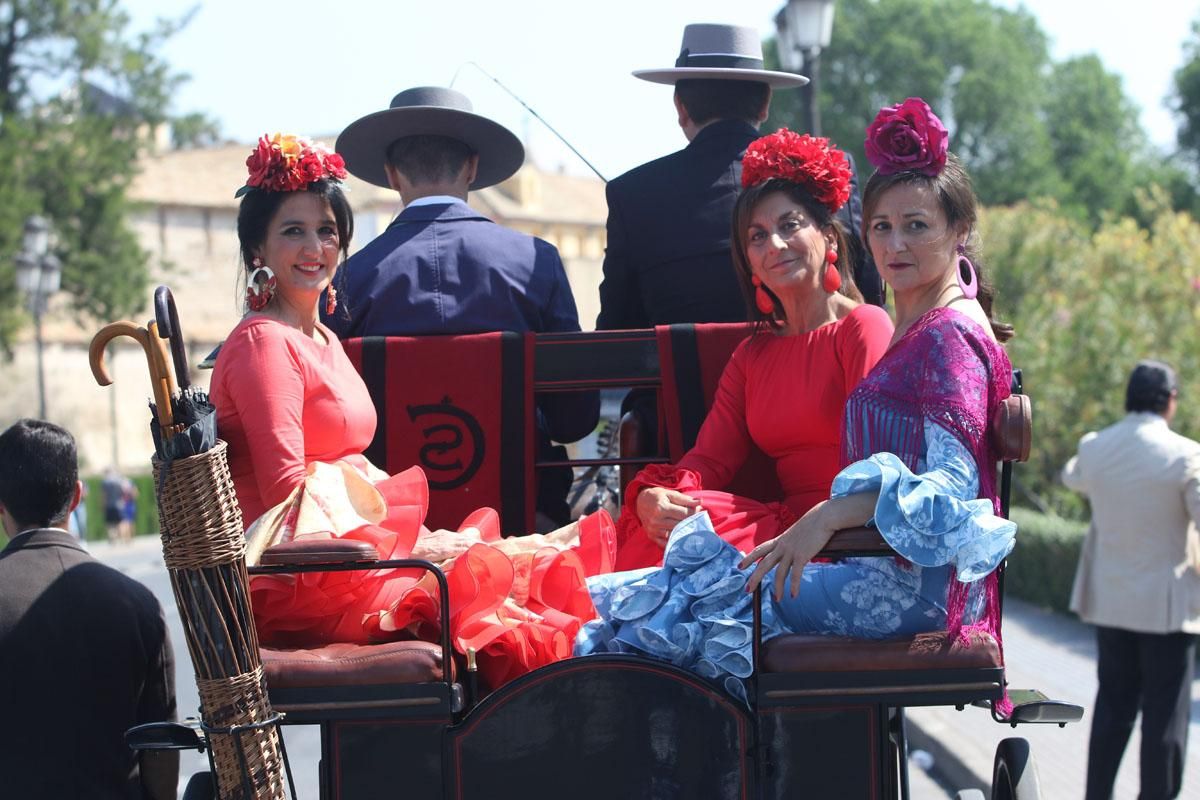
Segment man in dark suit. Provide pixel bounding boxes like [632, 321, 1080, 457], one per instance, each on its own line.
[597, 23, 882, 331]
[0, 419, 177, 799]
[330, 87, 598, 527]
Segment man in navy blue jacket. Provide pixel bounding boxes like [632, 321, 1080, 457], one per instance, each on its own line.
[597, 23, 881, 331]
[331, 87, 597, 526]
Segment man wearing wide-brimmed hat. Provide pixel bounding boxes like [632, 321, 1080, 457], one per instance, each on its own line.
[327, 86, 597, 527]
[596, 22, 880, 333]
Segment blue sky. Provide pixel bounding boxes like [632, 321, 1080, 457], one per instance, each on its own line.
[124, 0, 1199, 179]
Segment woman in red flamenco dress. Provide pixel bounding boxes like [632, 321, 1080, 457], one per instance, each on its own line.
[615, 132, 893, 570]
[209, 134, 612, 689]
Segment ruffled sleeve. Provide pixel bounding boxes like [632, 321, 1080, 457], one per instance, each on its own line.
[830, 418, 1016, 582]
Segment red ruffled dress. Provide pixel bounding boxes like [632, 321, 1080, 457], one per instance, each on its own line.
[615, 304, 894, 569]
[211, 316, 610, 687]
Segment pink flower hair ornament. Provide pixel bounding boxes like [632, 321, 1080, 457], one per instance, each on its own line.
[235, 133, 348, 198]
[741, 129, 853, 215]
[863, 97, 948, 176]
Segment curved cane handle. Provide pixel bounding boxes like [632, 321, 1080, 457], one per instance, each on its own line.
[89, 321, 175, 429]
[89, 321, 148, 386]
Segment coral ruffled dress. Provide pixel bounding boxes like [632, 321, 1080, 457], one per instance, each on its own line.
[615, 304, 894, 569]
[211, 316, 612, 687]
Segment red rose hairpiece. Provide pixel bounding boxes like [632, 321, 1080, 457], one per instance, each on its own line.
[741, 129, 853, 215]
[864, 97, 948, 177]
[235, 133, 348, 198]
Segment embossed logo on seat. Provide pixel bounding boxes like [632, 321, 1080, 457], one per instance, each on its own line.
[406, 396, 486, 489]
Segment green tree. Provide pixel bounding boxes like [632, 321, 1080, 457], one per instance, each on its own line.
[171, 111, 221, 149]
[985, 191, 1200, 516]
[1173, 19, 1200, 166]
[765, 0, 1175, 221]
[0, 1, 200, 350]
[766, 0, 1061, 205]
[1043, 55, 1141, 224]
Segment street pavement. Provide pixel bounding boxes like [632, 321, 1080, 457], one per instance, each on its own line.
[908, 597, 1200, 798]
[90, 536, 323, 798]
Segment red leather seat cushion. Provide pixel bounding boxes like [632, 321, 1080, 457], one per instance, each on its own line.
[762, 630, 1000, 673]
[260, 640, 450, 689]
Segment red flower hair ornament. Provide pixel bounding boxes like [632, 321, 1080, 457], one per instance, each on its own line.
[864, 97, 948, 176]
[235, 133, 348, 198]
[741, 129, 853, 215]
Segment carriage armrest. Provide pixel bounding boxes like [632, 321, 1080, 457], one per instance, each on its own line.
[993, 393, 1032, 463]
[820, 526, 893, 557]
[259, 539, 378, 566]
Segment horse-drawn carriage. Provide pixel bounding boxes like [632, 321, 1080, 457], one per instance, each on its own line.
[109, 290, 1081, 800]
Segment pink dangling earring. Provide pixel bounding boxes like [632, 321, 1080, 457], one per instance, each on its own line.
[956, 243, 978, 300]
[822, 248, 842, 293]
[325, 285, 337, 315]
[245, 257, 277, 312]
[751, 276, 775, 316]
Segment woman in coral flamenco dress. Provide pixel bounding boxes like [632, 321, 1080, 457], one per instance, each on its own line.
[614, 133, 894, 570]
[209, 134, 612, 688]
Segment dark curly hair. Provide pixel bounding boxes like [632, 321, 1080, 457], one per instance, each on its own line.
[731, 179, 862, 330]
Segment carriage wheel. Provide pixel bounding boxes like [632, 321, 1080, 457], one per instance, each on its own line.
[181, 771, 214, 800]
[991, 738, 1041, 800]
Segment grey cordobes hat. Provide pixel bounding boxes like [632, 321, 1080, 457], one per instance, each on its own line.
[336, 86, 525, 190]
[634, 23, 808, 88]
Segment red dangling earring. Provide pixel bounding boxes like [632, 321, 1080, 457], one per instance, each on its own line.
[245, 257, 277, 312]
[751, 276, 775, 316]
[822, 248, 842, 293]
[325, 285, 337, 315]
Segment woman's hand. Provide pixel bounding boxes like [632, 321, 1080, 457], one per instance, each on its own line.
[739, 492, 877, 598]
[412, 527, 483, 566]
[739, 502, 838, 598]
[636, 487, 702, 548]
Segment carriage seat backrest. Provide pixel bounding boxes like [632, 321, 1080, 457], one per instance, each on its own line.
[654, 323, 783, 502]
[343, 333, 535, 535]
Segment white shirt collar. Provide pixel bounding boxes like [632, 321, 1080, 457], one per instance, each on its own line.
[405, 195, 468, 209]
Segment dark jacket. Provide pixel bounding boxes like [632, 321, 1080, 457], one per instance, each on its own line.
[0, 529, 176, 799]
[324, 200, 600, 524]
[597, 119, 881, 330]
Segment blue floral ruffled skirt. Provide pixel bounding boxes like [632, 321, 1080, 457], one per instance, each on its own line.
[574, 512, 965, 702]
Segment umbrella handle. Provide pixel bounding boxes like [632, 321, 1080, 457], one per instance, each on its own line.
[89, 321, 175, 429]
[147, 320, 179, 401]
[153, 285, 190, 391]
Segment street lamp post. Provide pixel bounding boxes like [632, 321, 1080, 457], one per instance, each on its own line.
[15, 215, 62, 420]
[775, 0, 836, 136]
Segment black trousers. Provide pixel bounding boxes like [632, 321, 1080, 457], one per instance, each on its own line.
[1085, 625, 1195, 800]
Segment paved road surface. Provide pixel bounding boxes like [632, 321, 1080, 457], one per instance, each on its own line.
[908, 597, 1200, 798]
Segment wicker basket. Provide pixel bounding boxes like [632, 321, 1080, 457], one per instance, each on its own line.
[154, 440, 287, 800]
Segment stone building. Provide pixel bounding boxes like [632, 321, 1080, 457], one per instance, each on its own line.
[0, 140, 607, 474]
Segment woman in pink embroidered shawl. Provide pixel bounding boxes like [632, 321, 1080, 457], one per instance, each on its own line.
[740, 97, 1017, 640]
[574, 99, 1016, 701]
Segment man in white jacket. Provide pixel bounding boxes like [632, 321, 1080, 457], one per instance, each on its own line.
[1064, 360, 1200, 800]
